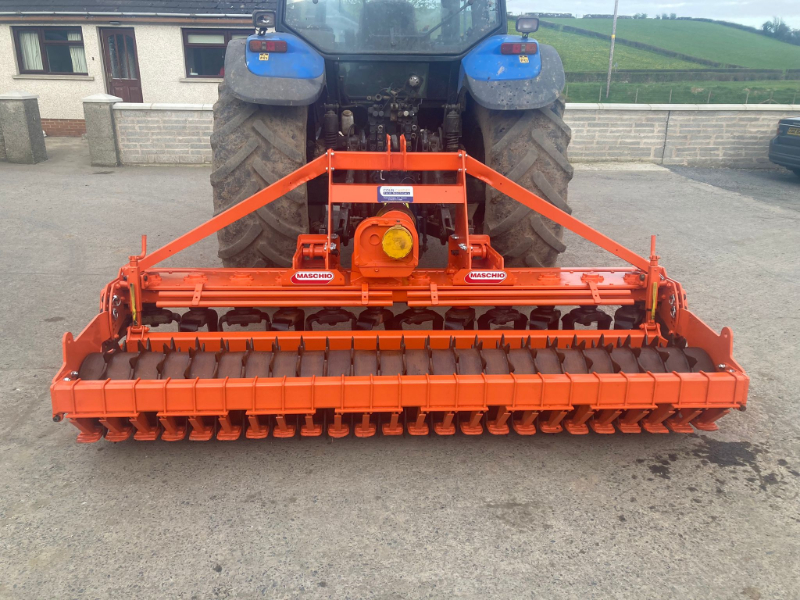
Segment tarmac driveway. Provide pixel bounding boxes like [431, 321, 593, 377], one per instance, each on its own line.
[0, 139, 798, 599]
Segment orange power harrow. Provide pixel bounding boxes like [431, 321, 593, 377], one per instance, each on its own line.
[51, 139, 748, 442]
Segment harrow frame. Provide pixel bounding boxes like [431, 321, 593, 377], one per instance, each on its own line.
[51, 139, 748, 442]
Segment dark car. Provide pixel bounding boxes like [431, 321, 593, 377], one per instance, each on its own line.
[769, 116, 800, 177]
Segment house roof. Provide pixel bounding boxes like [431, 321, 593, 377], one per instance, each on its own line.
[0, 0, 260, 15]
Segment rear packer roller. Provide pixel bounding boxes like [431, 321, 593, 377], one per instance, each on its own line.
[51, 141, 748, 442]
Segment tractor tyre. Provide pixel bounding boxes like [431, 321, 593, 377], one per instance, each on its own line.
[211, 83, 309, 268]
[473, 98, 573, 268]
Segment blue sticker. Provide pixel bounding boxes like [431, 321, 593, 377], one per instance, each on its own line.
[378, 186, 414, 203]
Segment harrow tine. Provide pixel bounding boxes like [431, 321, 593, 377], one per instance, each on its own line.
[246, 414, 270, 439]
[328, 413, 349, 438]
[617, 409, 648, 434]
[188, 416, 214, 441]
[382, 412, 403, 436]
[642, 405, 675, 434]
[589, 410, 621, 434]
[487, 406, 511, 435]
[691, 408, 730, 432]
[433, 411, 456, 435]
[563, 406, 593, 435]
[69, 418, 104, 443]
[301, 413, 322, 437]
[274, 414, 297, 438]
[159, 416, 187, 441]
[130, 413, 160, 441]
[512, 410, 538, 435]
[407, 409, 429, 436]
[100, 416, 133, 442]
[539, 410, 568, 434]
[459, 411, 484, 435]
[355, 413, 376, 437]
[216, 414, 242, 441]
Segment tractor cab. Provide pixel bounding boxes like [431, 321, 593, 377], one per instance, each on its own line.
[281, 0, 504, 55]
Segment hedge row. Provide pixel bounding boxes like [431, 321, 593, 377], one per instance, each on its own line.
[679, 17, 800, 46]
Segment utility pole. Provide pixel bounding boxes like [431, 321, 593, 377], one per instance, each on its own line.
[606, 0, 619, 99]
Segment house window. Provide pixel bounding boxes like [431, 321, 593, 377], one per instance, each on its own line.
[14, 27, 88, 75]
[183, 29, 250, 78]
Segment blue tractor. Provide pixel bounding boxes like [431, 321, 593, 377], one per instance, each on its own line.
[213, 3, 572, 268]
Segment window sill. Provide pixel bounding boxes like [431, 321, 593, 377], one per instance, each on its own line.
[180, 77, 223, 83]
[13, 74, 94, 81]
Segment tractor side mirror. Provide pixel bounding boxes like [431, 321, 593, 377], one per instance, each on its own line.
[515, 17, 540, 34]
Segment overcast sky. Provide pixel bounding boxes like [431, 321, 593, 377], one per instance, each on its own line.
[505, 1, 800, 28]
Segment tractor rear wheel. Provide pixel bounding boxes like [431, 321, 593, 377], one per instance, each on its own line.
[211, 83, 309, 268]
[472, 98, 573, 268]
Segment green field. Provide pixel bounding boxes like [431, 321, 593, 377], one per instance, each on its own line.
[543, 18, 800, 69]
[564, 80, 800, 104]
[510, 25, 703, 71]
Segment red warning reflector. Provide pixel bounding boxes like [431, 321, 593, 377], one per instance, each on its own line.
[501, 42, 538, 55]
[291, 271, 334, 284]
[249, 39, 288, 53]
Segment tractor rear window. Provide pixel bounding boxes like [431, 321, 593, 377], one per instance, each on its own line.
[284, 0, 501, 54]
[183, 29, 251, 77]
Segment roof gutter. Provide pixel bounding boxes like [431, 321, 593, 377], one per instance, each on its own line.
[0, 11, 251, 17]
[0, 11, 252, 24]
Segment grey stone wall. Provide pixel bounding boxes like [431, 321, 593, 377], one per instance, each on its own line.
[564, 104, 799, 167]
[109, 102, 800, 168]
[113, 103, 213, 164]
[565, 108, 669, 163]
[661, 110, 792, 167]
[0, 126, 6, 161]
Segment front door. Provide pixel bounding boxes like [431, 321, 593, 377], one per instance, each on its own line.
[100, 28, 143, 102]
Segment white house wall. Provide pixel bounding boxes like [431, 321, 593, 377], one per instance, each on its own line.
[0, 23, 225, 121]
[134, 24, 222, 106]
[0, 24, 105, 120]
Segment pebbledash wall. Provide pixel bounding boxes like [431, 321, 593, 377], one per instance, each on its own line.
[109, 102, 800, 167]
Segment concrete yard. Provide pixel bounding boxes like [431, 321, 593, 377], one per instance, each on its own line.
[1, 139, 799, 599]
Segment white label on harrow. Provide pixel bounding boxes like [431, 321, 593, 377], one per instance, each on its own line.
[291, 271, 334, 284]
[465, 270, 507, 284]
[378, 185, 414, 203]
